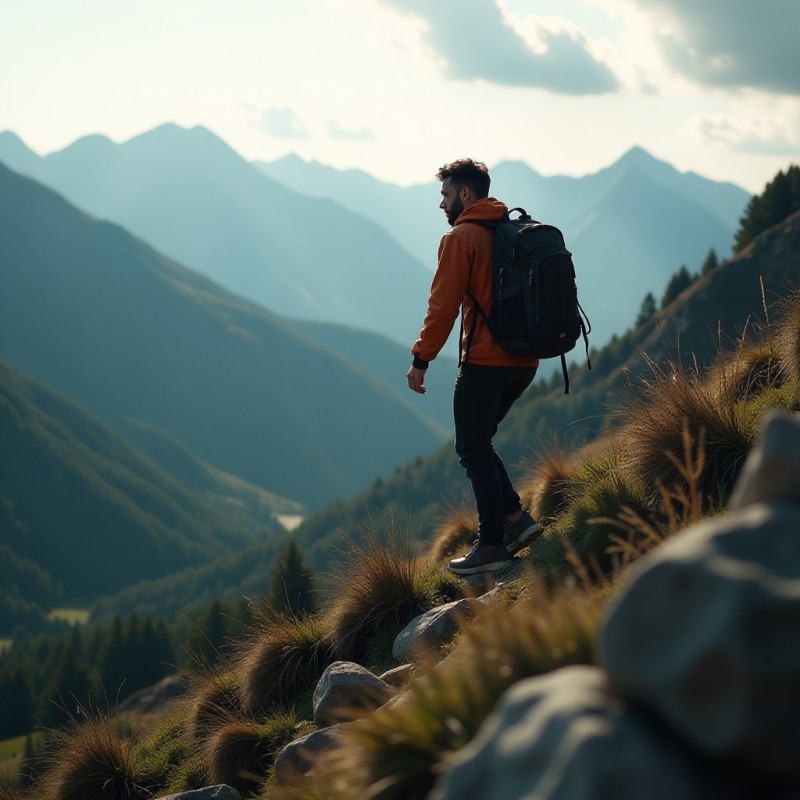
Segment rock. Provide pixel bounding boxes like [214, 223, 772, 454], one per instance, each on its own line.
[312, 661, 393, 727]
[729, 410, 800, 510]
[600, 411, 800, 781]
[430, 666, 752, 800]
[274, 723, 354, 784]
[379, 663, 416, 688]
[155, 785, 242, 800]
[392, 597, 480, 663]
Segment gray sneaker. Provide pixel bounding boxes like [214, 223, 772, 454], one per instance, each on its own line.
[448, 542, 512, 575]
[503, 510, 543, 555]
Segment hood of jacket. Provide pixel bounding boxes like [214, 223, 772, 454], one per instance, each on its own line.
[454, 196, 508, 226]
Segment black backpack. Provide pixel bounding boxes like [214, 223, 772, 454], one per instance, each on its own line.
[464, 208, 591, 393]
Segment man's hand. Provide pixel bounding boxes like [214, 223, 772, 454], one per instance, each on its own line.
[407, 366, 427, 394]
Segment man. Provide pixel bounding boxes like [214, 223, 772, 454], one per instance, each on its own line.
[407, 158, 542, 576]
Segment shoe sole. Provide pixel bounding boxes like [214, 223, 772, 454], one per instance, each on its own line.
[448, 560, 512, 576]
[505, 522, 543, 555]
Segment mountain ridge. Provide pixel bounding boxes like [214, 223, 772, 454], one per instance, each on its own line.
[0, 161, 448, 509]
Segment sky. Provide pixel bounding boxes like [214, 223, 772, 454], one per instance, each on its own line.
[2, 0, 799, 193]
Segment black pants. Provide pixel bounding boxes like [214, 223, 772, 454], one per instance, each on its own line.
[453, 363, 538, 546]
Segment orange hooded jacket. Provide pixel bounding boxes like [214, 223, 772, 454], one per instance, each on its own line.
[412, 197, 540, 368]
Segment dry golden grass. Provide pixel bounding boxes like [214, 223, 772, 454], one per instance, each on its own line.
[775, 283, 800, 383]
[236, 610, 332, 719]
[426, 502, 477, 563]
[33, 709, 150, 800]
[521, 447, 577, 523]
[283, 577, 604, 800]
[709, 337, 784, 400]
[616, 355, 753, 505]
[320, 523, 430, 664]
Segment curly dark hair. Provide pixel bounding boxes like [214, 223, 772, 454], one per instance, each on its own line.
[436, 158, 490, 198]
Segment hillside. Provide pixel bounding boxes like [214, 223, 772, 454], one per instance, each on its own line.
[258, 147, 751, 343]
[0, 359, 271, 611]
[0, 126, 431, 346]
[0, 162, 448, 509]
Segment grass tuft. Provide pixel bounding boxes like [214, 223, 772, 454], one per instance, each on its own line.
[711, 338, 784, 400]
[33, 707, 151, 800]
[528, 455, 653, 578]
[426, 502, 477, 563]
[776, 284, 800, 383]
[237, 609, 332, 718]
[184, 666, 242, 746]
[522, 446, 577, 523]
[617, 355, 753, 505]
[320, 519, 431, 664]
[202, 712, 297, 797]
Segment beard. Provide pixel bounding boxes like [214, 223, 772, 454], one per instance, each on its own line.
[446, 195, 464, 226]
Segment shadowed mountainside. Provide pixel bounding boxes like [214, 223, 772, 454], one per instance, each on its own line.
[0, 358, 271, 605]
[0, 161, 448, 510]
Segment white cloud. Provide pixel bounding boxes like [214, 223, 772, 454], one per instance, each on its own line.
[257, 107, 308, 139]
[628, 0, 800, 94]
[379, 0, 618, 94]
[686, 110, 800, 156]
[324, 120, 376, 141]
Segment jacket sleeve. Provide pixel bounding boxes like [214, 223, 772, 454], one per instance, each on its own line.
[411, 229, 472, 367]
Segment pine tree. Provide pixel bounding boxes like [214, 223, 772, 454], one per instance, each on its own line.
[635, 292, 657, 327]
[734, 165, 800, 253]
[265, 542, 316, 615]
[701, 248, 719, 276]
[0, 666, 34, 738]
[35, 646, 94, 727]
[660, 265, 695, 309]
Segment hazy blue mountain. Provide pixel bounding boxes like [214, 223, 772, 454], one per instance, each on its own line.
[254, 154, 445, 268]
[0, 125, 432, 346]
[0, 358, 271, 607]
[0, 162, 448, 510]
[257, 147, 751, 343]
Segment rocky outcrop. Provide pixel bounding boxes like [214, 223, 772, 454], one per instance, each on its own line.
[601, 410, 800, 782]
[431, 411, 800, 798]
[429, 666, 752, 800]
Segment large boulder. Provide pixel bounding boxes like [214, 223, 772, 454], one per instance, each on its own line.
[600, 411, 800, 781]
[313, 661, 393, 727]
[430, 666, 749, 800]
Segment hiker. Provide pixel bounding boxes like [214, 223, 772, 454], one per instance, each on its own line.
[407, 158, 542, 576]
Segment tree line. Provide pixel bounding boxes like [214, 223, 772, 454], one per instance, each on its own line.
[0, 542, 316, 741]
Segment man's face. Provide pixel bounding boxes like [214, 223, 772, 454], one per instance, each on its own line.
[440, 178, 465, 226]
